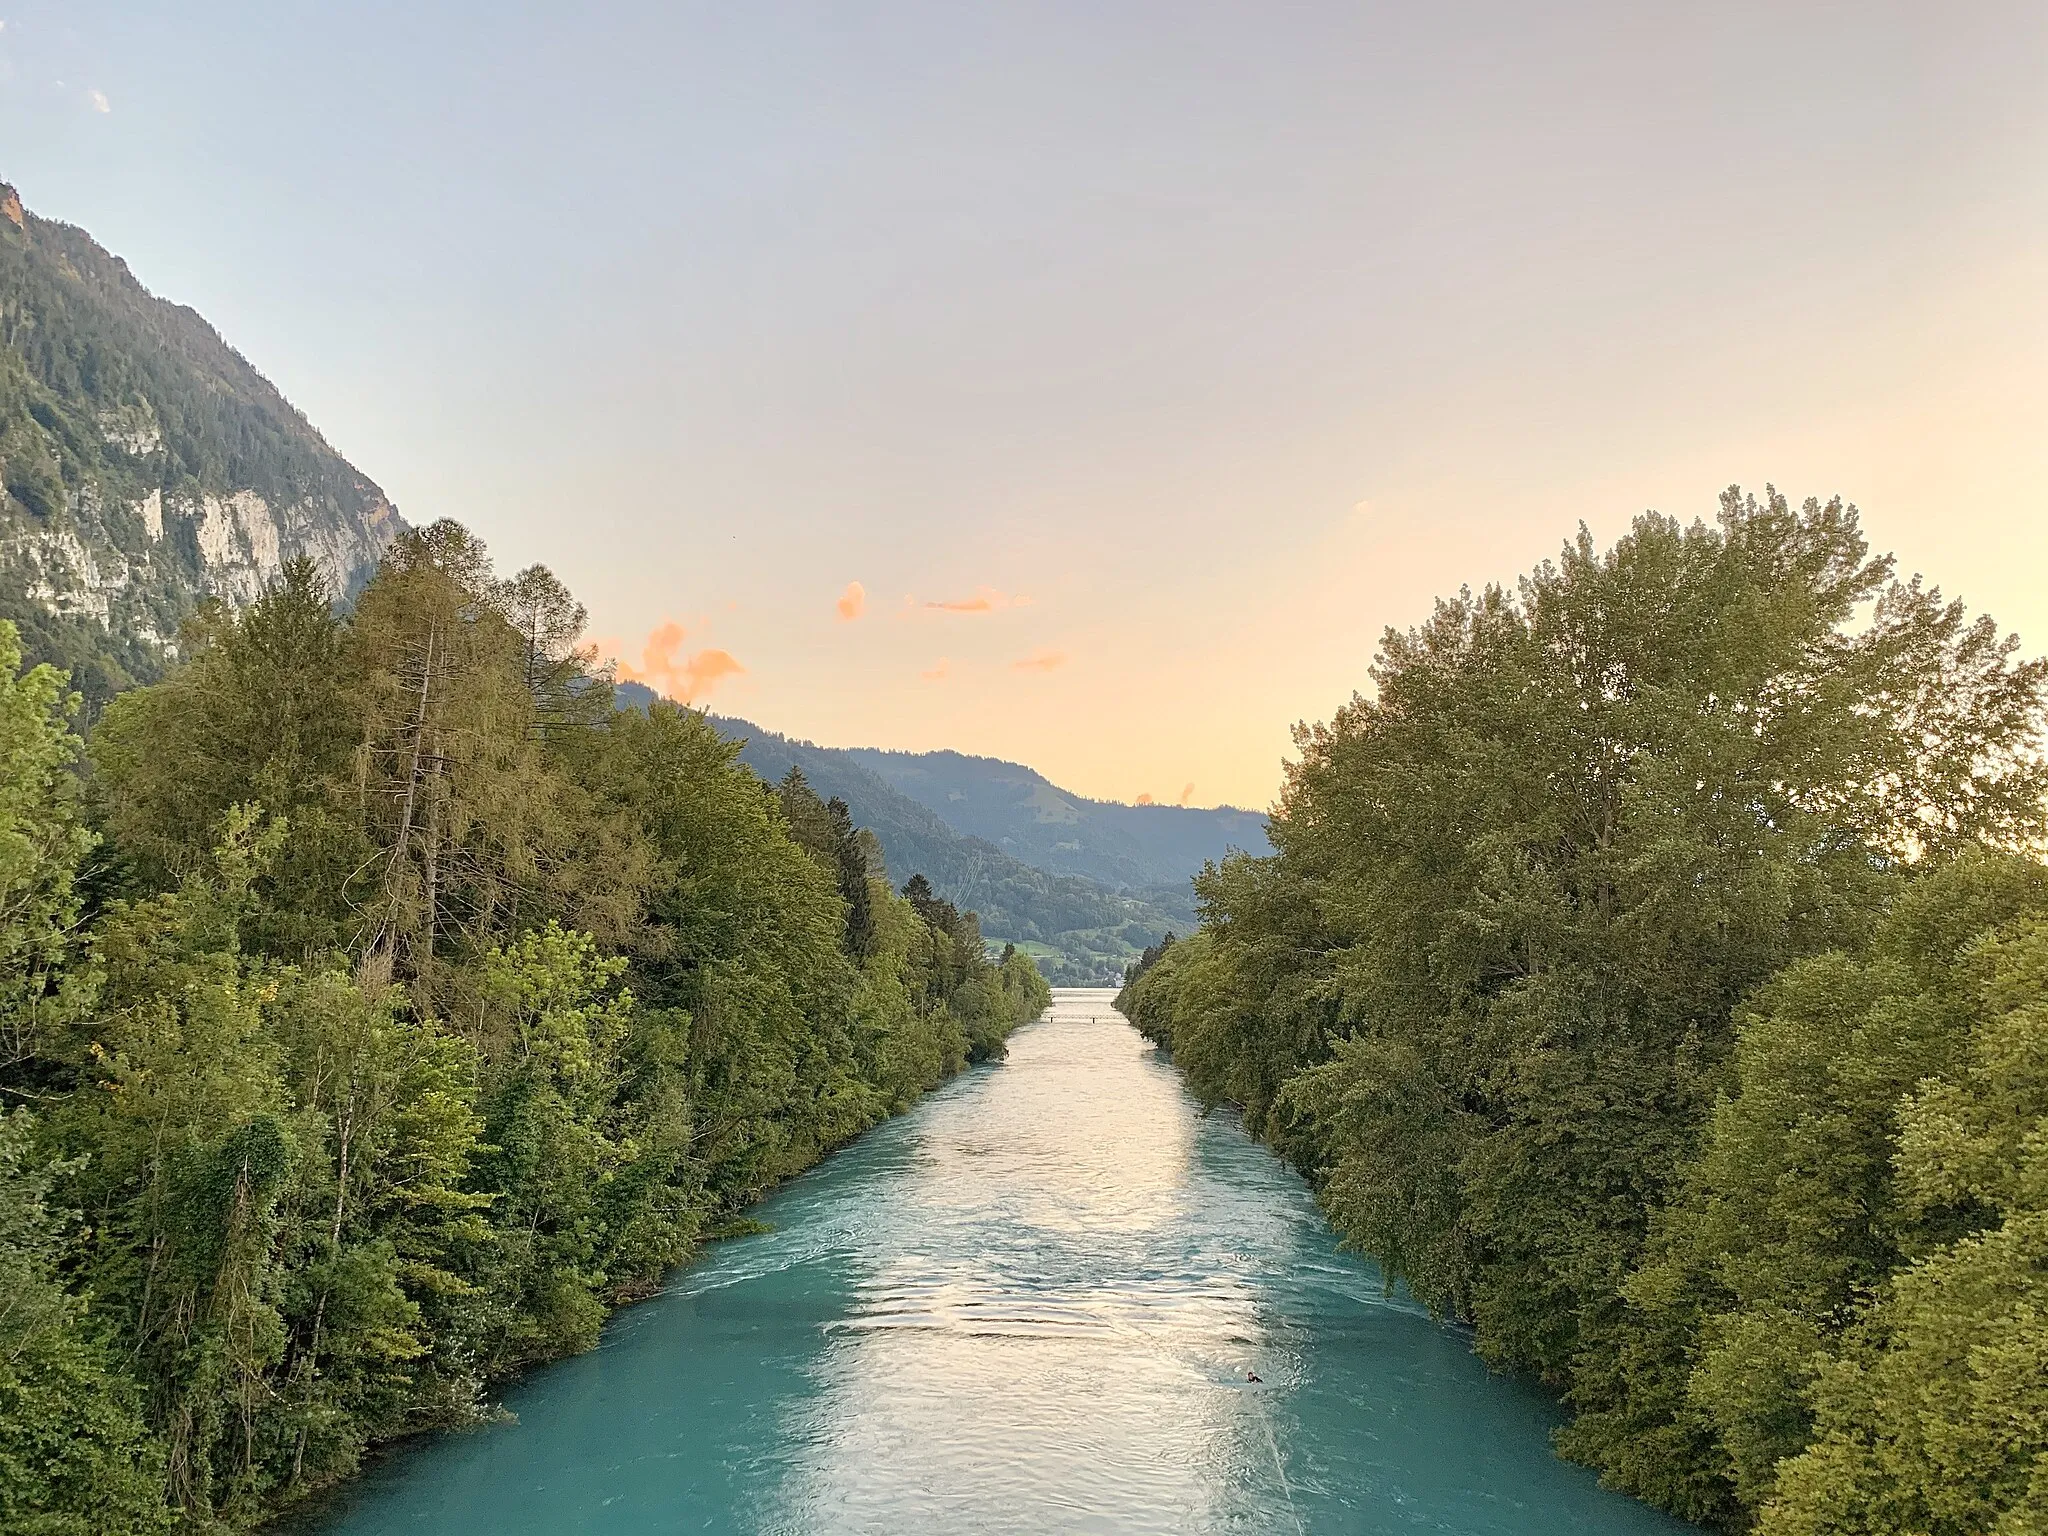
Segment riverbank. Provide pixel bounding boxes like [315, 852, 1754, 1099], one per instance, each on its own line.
[267, 994, 1044, 1533]
[292, 990, 1693, 1534]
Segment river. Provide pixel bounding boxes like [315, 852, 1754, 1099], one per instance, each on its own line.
[303, 988, 1693, 1534]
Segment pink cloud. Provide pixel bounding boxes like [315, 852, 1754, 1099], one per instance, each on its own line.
[920, 657, 950, 682]
[1135, 792, 1156, 806]
[836, 581, 866, 621]
[923, 585, 1026, 615]
[1011, 649, 1066, 673]
[606, 619, 746, 702]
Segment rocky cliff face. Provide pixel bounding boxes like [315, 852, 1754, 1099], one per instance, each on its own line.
[0, 179, 403, 702]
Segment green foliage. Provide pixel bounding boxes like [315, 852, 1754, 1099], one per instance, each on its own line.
[89, 559, 366, 956]
[1121, 488, 2048, 1531]
[57, 814, 303, 1523]
[0, 618, 91, 1079]
[0, 522, 1051, 1530]
[1563, 852, 2048, 1523]
[1759, 918, 2048, 1536]
[0, 1109, 172, 1535]
[464, 922, 643, 1367]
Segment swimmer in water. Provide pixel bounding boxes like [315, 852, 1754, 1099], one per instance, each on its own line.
[1246, 1372, 1262, 1383]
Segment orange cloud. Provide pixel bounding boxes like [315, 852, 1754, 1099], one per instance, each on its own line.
[836, 581, 866, 621]
[1011, 649, 1066, 673]
[608, 619, 746, 702]
[677, 649, 744, 696]
[1133, 786, 1193, 806]
[920, 657, 950, 682]
[923, 585, 1027, 615]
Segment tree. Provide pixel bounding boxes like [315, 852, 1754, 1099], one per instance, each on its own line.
[1760, 916, 2048, 1535]
[1562, 851, 2048, 1522]
[826, 798, 876, 963]
[0, 1111, 170, 1535]
[90, 557, 365, 959]
[494, 564, 587, 698]
[0, 513, 1050, 1533]
[265, 966, 491, 1492]
[57, 812, 298, 1524]
[1122, 489, 2048, 1526]
[493, 564, 600, 735]
[347, 522, 643, 1002]
[0, 619, 93, 1086]
[464, 923, 638, 1370]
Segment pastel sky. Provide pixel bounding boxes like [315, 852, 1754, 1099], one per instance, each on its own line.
[5, 2, 2045, 809]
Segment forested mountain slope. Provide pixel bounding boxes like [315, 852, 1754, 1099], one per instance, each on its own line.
[700, 710, 1180, 982]
[0, 179, 401, 705]
[843, 745, 1269, 901]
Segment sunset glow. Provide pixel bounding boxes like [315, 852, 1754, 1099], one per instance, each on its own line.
[14, 3, 2041, 810]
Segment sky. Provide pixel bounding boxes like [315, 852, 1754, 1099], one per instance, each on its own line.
[4, 2, 2046, 810]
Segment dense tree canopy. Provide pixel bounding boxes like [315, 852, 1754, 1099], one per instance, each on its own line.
[1121, 489, 2048, 1531]
[0, 521, 1048, 1532]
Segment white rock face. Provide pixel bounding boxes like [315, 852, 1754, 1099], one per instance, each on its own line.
[232, 491, 282, 576]
[98, 411, 164, 457]
[1, 478, 396, 644]
[19, 525, 126, 623]
[193, 494, 242, 568]
[182, 491, 301, 603]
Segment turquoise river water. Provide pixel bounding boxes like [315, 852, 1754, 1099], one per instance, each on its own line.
[304, 988, 1695, 1535]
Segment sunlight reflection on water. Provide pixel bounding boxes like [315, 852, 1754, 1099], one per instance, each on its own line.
[769, 1004, 1267, 1532]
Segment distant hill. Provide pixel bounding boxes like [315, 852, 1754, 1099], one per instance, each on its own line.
[0, 178, 402, 704]
[843, 745, 1269, 908]
[651, 702, 1183, 984]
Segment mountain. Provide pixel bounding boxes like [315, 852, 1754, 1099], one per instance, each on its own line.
[0, 175, 1201, 983]
[683, 705, 1184, 984]
[0, 179, 402, 704]
[842, 746, 1269, 910]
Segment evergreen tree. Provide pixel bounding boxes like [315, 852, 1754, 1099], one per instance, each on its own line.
[90, 557, 364, 957]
